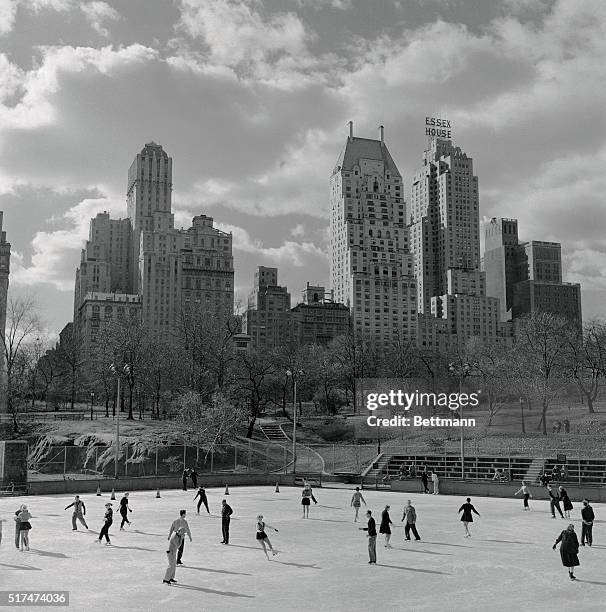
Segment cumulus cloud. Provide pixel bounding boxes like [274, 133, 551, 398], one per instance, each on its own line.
[0, 0, 18, 35]
[80, 1, 121, 37]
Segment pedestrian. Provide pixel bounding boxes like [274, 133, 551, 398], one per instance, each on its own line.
[420, 468, 430, 494]
[14, 505, 23, 549]
[350, 487, 366, 522]
[182, 468, 189, 491]
[402, 499, 421, 541]
[255, 514, 278, 560]
[65, 495, 88, 530]
[547, 485, 564, 519]
[580, 499, 594, 547]
[431, 471, 440, 495]
[458, 497, 480, 538]
[553, 523, 580, 580]
[17, 505, 32, 551]
[190, 468, 198, 489]
[379, 505, 393, 548]
[359, 510, 377, 564]
[96, 502, 113, 546]
[301, 485, 312, 519]
[163, 526, 187, 585]
[558, 486, 573, 519]
[119, 492, 132, 530]
[220, 499, 233, 544]
[168, 509, 192, 566]
[193, 485, 210, 515]
[514, 481, 533, 511]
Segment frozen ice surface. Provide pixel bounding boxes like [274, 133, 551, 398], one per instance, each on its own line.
[0, 486, 604, 612]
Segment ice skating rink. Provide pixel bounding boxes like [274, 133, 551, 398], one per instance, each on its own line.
[1, 486, 604, 612]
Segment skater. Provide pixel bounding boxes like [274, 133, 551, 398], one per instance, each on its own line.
[194, 485, 210, 514]
[255, 515, 278, 560]
[303, 479, 317, 503]
[163, 526, 186, 585]
[553, 523, 580, 580]
[379, 505, 393, 547]
[431, 471, 440, 495]
[17, 505, 32, 551]
[547, 485, 564, 519]
[119, 492, 132, 530]
[458, 497, 480, 538]
[96, 502, 113, 545]
[351, 487, 366, 522]
[420, 468, 430, 494]
[14, 505, 23, 549]
[581, 499, 594, 547]
[514, 481, 533, 510]
[65, 495, 88, 530]
[190, 468, 198, 489]
[168, 509, 192, 566]
[558, 486, 573, 519]
[182, 468, 189, 491]
[301, 485, 312, 518]
[220, 499, 233, 544]
[359, 510, 377, 564]
[402, 499, 421, 541]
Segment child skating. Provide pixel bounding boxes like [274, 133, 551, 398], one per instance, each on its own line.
[96, 502, 113, 546]
[256, 515, 278, 560]
[458, 497, 480, 538]
[17, 505, 32, 551]
[514, 481, 533, 511]
[301, 486, 312, 518]
[119, 493, 132, 530]
[193, 486, 210, 514]
[351, 487, 366, 522]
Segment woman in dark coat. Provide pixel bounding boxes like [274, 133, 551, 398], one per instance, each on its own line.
[458, 497, 480, 537]
[553, 523, 580, 580]
[558, 486, 573, 519]
[379, 505, 393, 548]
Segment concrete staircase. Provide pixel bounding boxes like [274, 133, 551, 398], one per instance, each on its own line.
[259, 422, 290, 442]
[524, 458, 545, 483]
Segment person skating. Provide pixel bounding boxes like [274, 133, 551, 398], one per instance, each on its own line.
[220, 499, 233, 544]
[163, 526, 187, 585]
[458, 498, 480, 538]
[190, 468, 198, 489]
[168, 509, 192, 566]
[65, 495, 88, 530]
[379, 505, 393, 547]
[182, 468, 189, 491]
[17, 505, 32, 551]
[255, 515, 278, 560]
[558, 486, 573, 519]
[547, 485, 564, 519]
[553, 523, 580, 580]
[402, 500, 421, 541]
[581, 499, 595, 547]
[351, 487, 366, 522]
[96, 503, 113, 546]
[514, 482, 533, 511]
[420, 468, 430, 494]
[14, 505, 23, 549]
[301, 485, 312, 519]
[194, 485, 210, 515]
[359, 510, 377, 564]
[119, 492, 133, 530]
[431, 471, 440, 495]
[303, 479, 318, 504]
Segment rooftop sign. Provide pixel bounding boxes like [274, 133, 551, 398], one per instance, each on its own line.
[425, 116, 452, 139]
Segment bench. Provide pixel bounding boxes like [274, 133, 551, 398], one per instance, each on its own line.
[0, 483, 28, 496]
[294, 475, 322, 487]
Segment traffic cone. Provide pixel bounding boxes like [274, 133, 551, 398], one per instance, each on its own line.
[275, 482, 280, 493]
[156, 488, 161, 499]
[224, 484, 229, 495]
[96, 484, 101, 496]
[110, 488, 116, 500]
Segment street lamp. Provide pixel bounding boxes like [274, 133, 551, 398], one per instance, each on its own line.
[90, 391, 95, 421]
[110, 363, 131, 479]
[448, 361, 472, 480]
[286, 369, 304, 474]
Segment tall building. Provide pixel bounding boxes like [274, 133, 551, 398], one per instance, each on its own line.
[329, 123, 417, 345]
[0, 212, 10, 411]
[483, 218, 527, 321]
[524, 241, 562, 283]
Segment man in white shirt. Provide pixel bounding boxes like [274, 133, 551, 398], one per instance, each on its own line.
[168, 509, 192, 565]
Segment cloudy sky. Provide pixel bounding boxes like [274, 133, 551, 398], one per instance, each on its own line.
[1, 0, 605, 336]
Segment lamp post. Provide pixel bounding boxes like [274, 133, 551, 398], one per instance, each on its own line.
[449, 361, 472, 480]
[286, 369, 304, 473]
[90, 391, 95, 421]
[110, 363, 130, 479]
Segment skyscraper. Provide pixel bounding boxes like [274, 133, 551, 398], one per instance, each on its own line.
[0, 212, 10, 411]
[330, 123, 417, 345]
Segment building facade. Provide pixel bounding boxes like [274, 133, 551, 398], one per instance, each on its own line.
[329, 123, 417, 346]
[0, 212, 10, 411]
